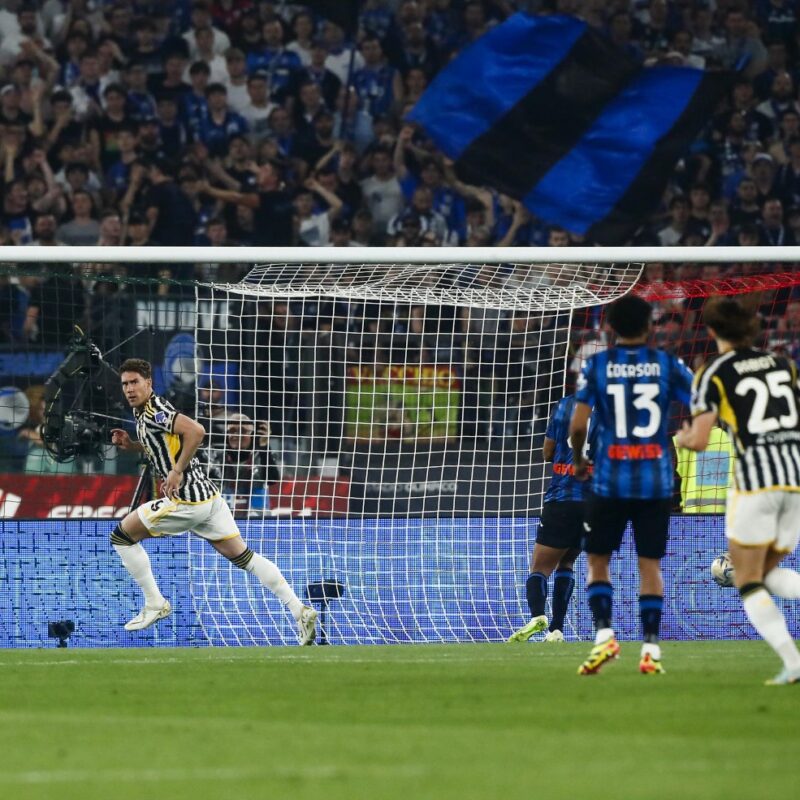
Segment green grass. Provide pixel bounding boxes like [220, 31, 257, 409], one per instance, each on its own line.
[0, 642, 797, 800]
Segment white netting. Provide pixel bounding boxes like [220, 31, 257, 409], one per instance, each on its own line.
[216, 261, 642, 311]
[191, 259, 641, 644]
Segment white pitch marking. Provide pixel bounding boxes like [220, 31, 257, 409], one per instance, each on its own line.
[0, 764, 426, 785]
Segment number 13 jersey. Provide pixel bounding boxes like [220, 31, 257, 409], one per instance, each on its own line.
[576, 346, 693, 499]
[691, 348, 800, 492]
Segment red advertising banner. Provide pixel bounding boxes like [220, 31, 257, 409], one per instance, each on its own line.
[272, 478, 350, 517]
[0, 474, 350, 519]
[0, 474, 140, 519]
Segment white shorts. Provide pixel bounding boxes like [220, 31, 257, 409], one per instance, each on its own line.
[726, 490, 800, 553]
[137, 495, 240, 542]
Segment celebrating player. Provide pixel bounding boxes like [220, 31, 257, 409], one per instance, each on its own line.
[508, 394, 594, 643]
[676, 297, 800, 685]
[570, 295, 692, 676]
[110, 358, 317, 644]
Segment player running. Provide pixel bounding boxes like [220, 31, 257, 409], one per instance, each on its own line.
[676, 297, 800, 685]
[110, 358, 317, 644]
[570, 295, 692, 676]
[508, 394, 594, 643]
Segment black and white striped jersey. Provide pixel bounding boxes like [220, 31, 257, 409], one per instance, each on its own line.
[691, 348, 800, 492]
[133, 394, 218, 503]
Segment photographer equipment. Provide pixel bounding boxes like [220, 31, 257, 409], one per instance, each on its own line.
[47, 620, 75, 648]
[306, 580, 345, 645]
[41, 326, 128, 462]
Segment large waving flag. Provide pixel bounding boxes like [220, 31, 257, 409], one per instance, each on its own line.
[407, 14, 730, 244]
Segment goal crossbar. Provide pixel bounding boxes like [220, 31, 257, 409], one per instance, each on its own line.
[2, 245, 800, 264]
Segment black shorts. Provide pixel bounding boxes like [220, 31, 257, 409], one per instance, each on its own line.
[584, 494, 672, 559]
[537, 501, 585, 551]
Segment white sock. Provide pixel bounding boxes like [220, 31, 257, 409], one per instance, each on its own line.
[594, 627, 615, 645]
[113, 543, 165, 607]
[641, 642, 662, 660]
[742, 588, 800, 670]
[246, 553, 304, 620]
[765, 567, 800, 599]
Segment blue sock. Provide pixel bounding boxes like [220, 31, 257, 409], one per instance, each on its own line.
[639, 594, 663, 643]
[550, 568, 575, 632]
[526, 572, 548, 618]
[587, 581, 613, 631]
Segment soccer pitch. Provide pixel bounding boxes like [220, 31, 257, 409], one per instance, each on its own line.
[0, 642, 797, 800]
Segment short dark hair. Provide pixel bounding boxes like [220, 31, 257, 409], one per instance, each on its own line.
[189, 60, 211, 76]
[702, 296, 760, 346]
[205, 82, 227, 97]
[606, 294, 652, 338]
[119, 358, 152, 379]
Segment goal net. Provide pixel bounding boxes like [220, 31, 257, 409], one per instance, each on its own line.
[1, 248, 799, 647]
[193, 256, 640, 645]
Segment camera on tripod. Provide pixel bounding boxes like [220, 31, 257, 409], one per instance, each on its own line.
[41, 326, 127, 462]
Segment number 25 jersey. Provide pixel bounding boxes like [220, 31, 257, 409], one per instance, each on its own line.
[691, 348, 800, 492]
[576, 346, 693, 499]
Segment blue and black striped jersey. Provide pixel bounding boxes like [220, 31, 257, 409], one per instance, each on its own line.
[575, 346, 692, 499]
[544, 395, 596, 504]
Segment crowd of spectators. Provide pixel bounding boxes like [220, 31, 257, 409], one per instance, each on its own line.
[0, 0, 799, 269]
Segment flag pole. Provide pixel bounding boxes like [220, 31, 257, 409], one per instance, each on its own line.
[339, 37, 358, 142]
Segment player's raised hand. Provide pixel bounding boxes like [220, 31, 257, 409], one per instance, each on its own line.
[257, 421, 271, 448]
[111, 428, 132, 450]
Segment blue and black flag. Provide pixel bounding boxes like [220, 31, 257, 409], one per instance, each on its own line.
[407, 14, 730, 244]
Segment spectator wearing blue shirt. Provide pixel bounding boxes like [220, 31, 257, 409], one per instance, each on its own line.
[266, 105, 295, 159]
[183, 61, 210, 136]
[105, 124, 140, 202]
[394, 131, 465, 242]
[59, 30, 88, 88]
[360, 0, 395, 43]
[352, 35, 403, 119]
[196, 83, 248, 157]
[124, 61, 157, 122]
[246, 19, 301, 102]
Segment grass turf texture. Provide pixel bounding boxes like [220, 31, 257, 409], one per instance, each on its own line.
[0, 641, 797, 800]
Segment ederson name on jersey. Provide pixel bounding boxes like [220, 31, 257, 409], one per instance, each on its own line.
[544, 394, 597, 503]
[134, 394, 218, 503]
[692, 348, 800, 492]
[576, 346, 693, 499]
